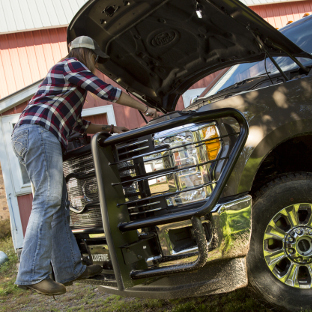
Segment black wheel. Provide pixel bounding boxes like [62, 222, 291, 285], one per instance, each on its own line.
[247, 172, 312, 311]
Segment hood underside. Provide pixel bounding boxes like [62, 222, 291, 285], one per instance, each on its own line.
[67, 0, 311, 112]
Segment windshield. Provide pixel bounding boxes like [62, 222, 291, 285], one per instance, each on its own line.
[205, 16, 312, 97]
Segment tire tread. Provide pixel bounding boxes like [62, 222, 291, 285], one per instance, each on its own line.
[248, 171, 312, 311]
[253, 171, 312, 203]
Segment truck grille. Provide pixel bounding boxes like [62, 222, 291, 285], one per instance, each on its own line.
[63, 110, 246, 232]
[63, 150, 102, 229]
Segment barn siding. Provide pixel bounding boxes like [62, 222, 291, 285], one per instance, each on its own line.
[16, 193, 32, 236]
[251, 0, 312, 28]
[0, 28, 68, 99]
[2, 1, 312, 100]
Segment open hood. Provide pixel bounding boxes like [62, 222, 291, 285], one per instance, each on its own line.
[67, 0, 312, 112]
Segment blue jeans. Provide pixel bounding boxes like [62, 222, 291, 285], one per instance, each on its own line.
[11, 124, 85, 285]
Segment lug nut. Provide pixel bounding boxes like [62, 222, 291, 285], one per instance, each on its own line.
[296, 229, 303, 235]
[288, 237, 294, 243]
[288, 248, 295, 254]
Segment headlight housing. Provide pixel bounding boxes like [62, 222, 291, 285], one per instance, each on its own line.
[149, 122, 222, 206]
[115, 121, 224, 220]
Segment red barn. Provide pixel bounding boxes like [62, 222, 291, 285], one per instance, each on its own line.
[0, 0, 311, 250]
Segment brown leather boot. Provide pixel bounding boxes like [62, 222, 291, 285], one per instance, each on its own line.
[18, 278, 66, 295]
[64, 264, 102, 286]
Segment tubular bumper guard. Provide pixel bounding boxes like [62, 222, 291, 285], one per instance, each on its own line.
[91, 108, 249, 291]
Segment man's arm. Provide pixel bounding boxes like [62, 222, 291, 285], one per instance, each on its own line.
[116, 92, 158, 118]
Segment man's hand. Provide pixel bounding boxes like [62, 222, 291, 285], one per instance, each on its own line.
[114, 126, 129, 133]
[145, 107, 159, 118]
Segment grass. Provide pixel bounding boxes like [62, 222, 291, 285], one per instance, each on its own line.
[0, 238, 18, 277]
[0, 235, 22, 299]
[0, 219, 11, 240]
[0, 233, 282, 312]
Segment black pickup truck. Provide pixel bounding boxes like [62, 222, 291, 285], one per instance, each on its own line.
[64, 0, 312, 310]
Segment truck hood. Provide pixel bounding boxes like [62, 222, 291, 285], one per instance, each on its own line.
[67, 0, 311, 112]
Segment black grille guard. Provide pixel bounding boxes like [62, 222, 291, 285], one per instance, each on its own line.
[91, 108, 248, 287]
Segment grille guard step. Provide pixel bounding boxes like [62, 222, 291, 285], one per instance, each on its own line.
[130, 216, 208, 279]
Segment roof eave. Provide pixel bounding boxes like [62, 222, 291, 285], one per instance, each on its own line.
[0, 80, 43, 114]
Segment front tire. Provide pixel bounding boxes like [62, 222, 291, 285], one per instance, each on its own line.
[247, 173, 312, 311]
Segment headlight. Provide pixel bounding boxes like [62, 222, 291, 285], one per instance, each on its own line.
[148, 122, 222, 206]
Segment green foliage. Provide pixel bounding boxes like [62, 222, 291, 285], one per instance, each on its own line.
[0, 235, 20, 300]
[0, 219, 11, 240]
[1, 234, 310, 311]
[0, 278, 21, 296]
[0, 236, 18, 278]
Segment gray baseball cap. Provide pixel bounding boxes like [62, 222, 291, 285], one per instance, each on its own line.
[69, 36, 109, 61]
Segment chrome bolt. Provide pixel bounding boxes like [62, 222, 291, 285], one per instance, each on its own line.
[297, 257, 303, 262]
[288, 248, 295, 254]
[288, 237, 294, 243]
[309, 231, 312, 236]
[304, 229, 311, 235]
[296, 229, 303, 235]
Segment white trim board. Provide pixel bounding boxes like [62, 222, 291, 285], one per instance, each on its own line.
[1, 114, 31, 196]
[0, 115, 25, 249]
[81, 105, 117, 126]
[182, 88, 205, 108]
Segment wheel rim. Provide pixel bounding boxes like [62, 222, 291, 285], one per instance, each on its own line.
[263, 203, 312, 289]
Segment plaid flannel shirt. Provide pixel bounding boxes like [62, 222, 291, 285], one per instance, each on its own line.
[13, 57, 121, 149]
